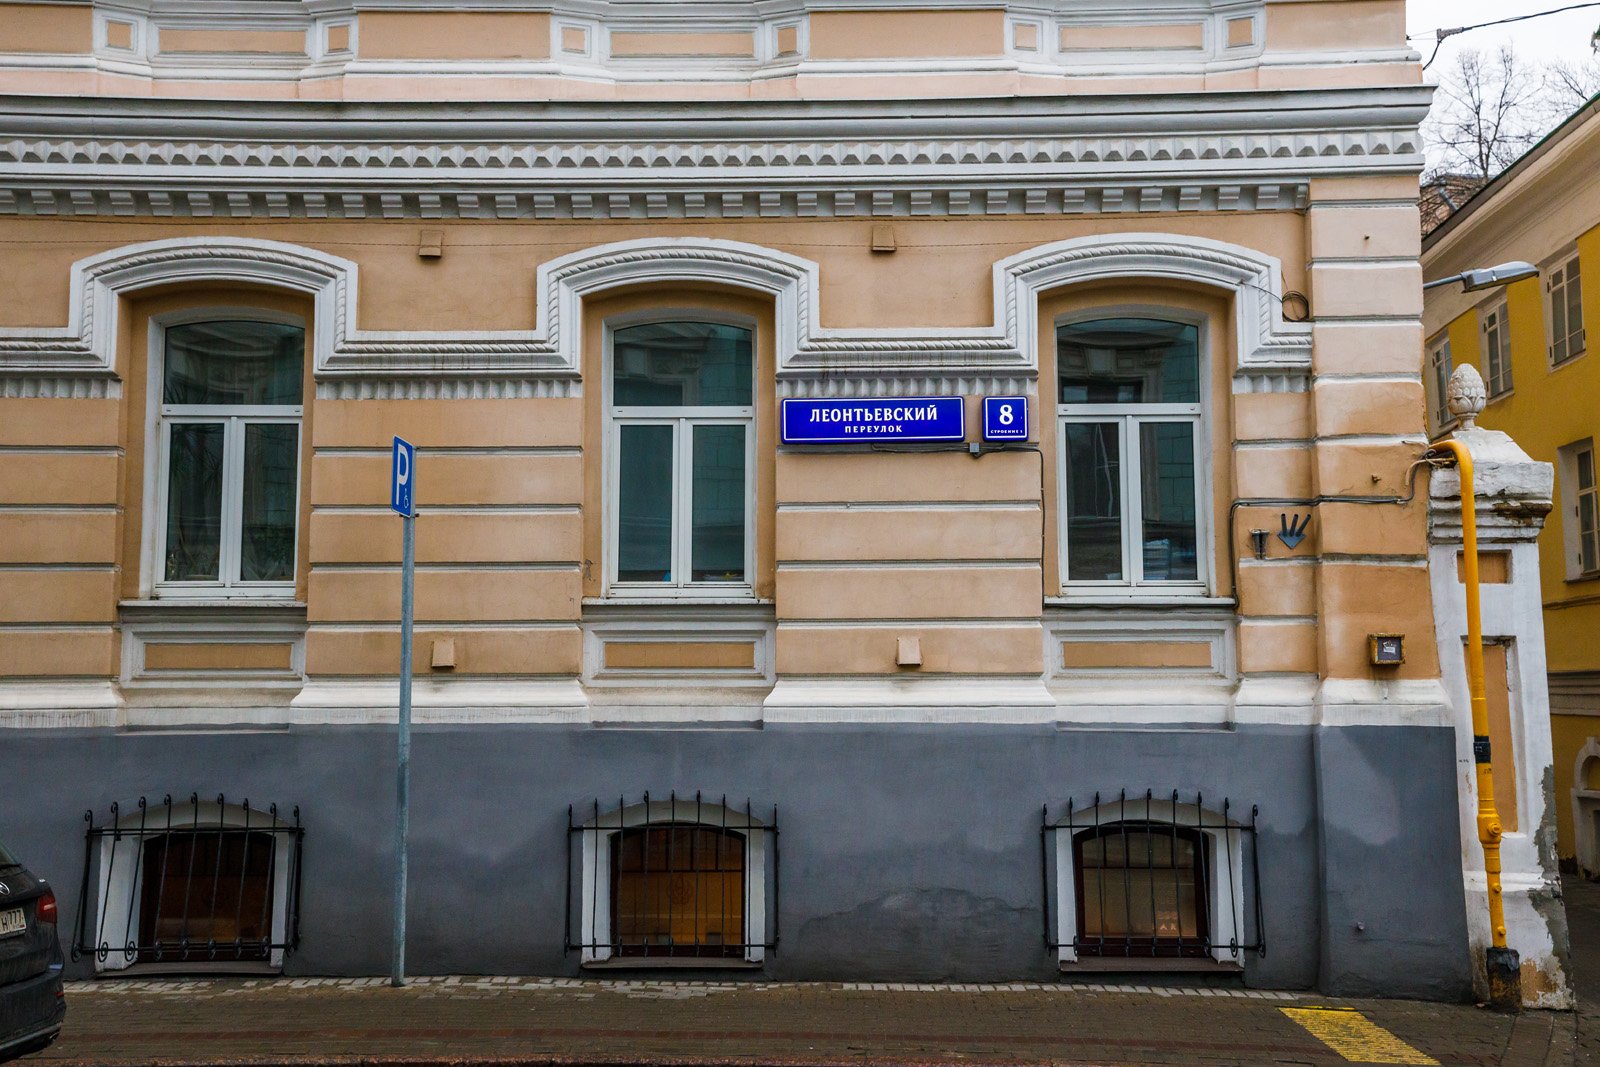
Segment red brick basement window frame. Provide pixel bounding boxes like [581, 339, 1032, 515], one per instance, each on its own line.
[567, 793, 778, 967]
[72, 794, 304, 972]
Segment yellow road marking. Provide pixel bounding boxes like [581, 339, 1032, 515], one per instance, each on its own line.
[1281, 1007, 1439, 1065]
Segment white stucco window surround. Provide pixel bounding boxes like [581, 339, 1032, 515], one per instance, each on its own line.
[572, 795, 773, 967]
[85, 796, 301, 973]
[1049, 793, 1257, 967]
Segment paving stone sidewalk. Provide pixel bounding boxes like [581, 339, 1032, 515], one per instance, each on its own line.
[28, 976, 1576, 1067]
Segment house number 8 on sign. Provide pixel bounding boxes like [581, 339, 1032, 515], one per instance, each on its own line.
[982, 396, 1029, 442]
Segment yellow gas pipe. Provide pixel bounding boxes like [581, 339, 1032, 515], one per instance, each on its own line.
[1429, 438, 1519, 1007]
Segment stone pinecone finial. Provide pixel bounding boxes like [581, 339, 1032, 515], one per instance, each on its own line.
[1447, 363, 1486, 429]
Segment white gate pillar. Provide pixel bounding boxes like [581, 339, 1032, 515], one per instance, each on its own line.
[1429, 364, 1571, 1007]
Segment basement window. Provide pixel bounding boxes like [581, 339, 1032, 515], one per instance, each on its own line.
[568, 793, 777, 966]
[1044, 791, 1263, 967]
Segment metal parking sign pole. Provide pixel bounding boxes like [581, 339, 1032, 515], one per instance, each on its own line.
[390, 436, 416, 988]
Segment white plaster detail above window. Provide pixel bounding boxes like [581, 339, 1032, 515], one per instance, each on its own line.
[0, 232, 1310, 390]
[581, 605, 776, 689]
[118, 601, 308, 698]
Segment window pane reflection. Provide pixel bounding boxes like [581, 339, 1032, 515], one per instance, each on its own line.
[1063, 422, 1122, 581]
[613, 322, 753, 407]
[691, 425, 746, 582]
[241, 424, 299, 582]
[164, 423, 225, 581]
[1058, 318, 1199, 405]
[618, 424, 674, 582]
[164, 321, 304, 406]
[1139, 423, 1199, 582]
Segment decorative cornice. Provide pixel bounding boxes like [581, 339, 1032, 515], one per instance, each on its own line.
[0, 184, 1313, 222]
[0, 232, 1311, 386]
[0, 89, 1431, 220]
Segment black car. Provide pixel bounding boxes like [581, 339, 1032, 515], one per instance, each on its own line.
[0, 839, 64, 1062]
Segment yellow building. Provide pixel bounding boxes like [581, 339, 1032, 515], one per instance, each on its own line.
[1423, 94, 1600, 873]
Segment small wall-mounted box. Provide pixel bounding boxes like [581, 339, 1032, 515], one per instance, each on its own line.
[896, 636, 922, 668]
[1368, 634, 1404, 667]
[431, 638, 457, 670]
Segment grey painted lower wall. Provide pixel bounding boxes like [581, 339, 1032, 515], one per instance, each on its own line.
[0, 722, 1472, 1000]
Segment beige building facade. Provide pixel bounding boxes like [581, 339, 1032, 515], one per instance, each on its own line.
[0, 0, 1533, 998]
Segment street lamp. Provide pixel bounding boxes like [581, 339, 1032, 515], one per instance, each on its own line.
[1423, 261, 1539, 292]
[1422, 257, 1538, 1010]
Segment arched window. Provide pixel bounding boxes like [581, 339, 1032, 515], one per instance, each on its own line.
[153, 315, 305, 597]
[1048, 792, 1260, 966]
[1057, 315, 1206, 594]
[606, 319, 754, 595]
[137, 826, 277, 963]
[1073, 823, 1210, 958]
[569, 794, 775, 966]
[611, 824, 746, 958]
[77, 795, 303, 972]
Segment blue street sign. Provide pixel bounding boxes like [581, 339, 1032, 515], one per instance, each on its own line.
[982, 396, 1029, 441]
[781, 397, 965, 444]
[390, 436, 416, 517]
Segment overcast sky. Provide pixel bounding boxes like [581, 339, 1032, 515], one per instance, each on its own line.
[1407, 0, 1600, 77]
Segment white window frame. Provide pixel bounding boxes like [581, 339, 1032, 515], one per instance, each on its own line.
[1056, 307, 1211, 599]
[1426, 332, 1454, 434]
[92, 800, 297, 973]
[1559, 438, 1600, 580]
[603, 310, 757, 600]
[1479, 297, 1513, 400]
[143, 308, 305, 601]
[1052, 797, 1248, 967]
[1545, 248, 1586, 368]
[577, 798, 769, 967]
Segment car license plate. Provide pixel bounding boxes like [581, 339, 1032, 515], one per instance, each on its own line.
[0, 907, 23, 938]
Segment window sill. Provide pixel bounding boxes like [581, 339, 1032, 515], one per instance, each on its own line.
[1046, 595, 1236, 610]
[585, 597, 773, 609]
[1059, 957, 1244, 974]
[1565, 573, 1600, 585]
[580, 957, 763, 970]
[120, 599, 306, 618]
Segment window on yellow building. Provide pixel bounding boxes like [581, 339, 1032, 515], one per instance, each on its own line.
[153, 316, 305, 597]
[1560, 439, 1600, 579]
[1480, 300, 1512, 399]
[1426, 334, 1453, 433]
[1547, 251, 1585, 367]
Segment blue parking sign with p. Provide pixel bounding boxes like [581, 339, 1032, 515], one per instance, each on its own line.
[982, 396, 1028, 441]
[391, 436, 416, 517]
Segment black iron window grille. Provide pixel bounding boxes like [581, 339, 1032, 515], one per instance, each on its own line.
[566, 792, 778, 962]
[1041, 790, 1264, 962]
[72, 794, 304, 968]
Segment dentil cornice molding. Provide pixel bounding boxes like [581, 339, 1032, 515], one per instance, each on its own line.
[0, 89, 1430, 220]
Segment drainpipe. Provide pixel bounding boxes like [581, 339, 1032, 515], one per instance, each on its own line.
[1428, 437, 1521, 1010]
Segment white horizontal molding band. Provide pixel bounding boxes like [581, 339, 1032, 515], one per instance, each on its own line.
[0, 89, 1430, 211]
[0, 232, 1312, 384]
